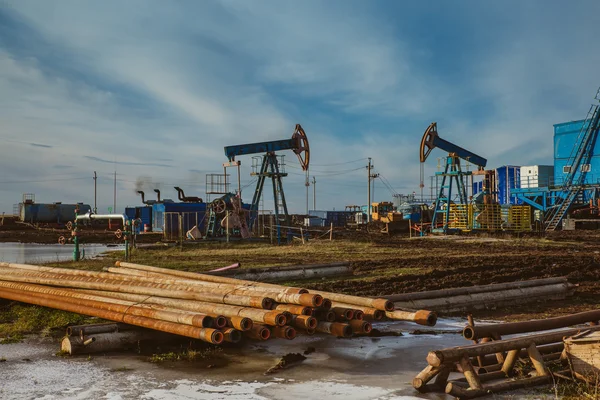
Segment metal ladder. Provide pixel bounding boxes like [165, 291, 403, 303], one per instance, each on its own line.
[206, 211, 217, 236]
[545, 92, 600, 231]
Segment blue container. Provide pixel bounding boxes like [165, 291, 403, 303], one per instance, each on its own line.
[554, 119, 600, 186]
[20, 203, 91, 224]
[496, 166, 522, 205]
[472, 181, 483, 195]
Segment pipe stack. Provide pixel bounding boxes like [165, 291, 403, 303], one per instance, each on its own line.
[0, 261, 436, 346]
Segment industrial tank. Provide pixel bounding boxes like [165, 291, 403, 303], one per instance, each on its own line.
[19, 202, 91, 224]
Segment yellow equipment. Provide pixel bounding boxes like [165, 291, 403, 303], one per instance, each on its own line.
[370, 202, 409, 234]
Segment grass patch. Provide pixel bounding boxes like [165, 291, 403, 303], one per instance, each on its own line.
[0, 303, 90, 338]
[149, 347, 222, 363]
[110, 366, 134, 372]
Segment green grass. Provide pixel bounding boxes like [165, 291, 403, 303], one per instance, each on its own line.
[149, 347, 222, 363]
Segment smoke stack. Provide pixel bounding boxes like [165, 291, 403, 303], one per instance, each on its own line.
[174, 187, 184, 202]
[154, 189, 161, 202]
[137, 191, 146, 205]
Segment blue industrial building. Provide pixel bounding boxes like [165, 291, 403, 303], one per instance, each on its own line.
[554, 119, 600, 186]
[151, 202, 207, 233]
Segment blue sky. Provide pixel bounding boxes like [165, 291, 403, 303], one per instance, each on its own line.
[1, 0, 599, 214]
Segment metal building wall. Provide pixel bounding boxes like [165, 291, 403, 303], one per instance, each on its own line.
[554, 119, 600, 186]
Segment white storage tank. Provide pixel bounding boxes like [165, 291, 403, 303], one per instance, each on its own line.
[520, 165, 554, 188]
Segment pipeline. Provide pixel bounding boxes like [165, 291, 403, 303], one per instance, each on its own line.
[463, 309, 600, 340]
[427, 325, 600, 367]
[0, 287, 223, 344]
[114, 261, 306, 294]
[0, 270, 272, 309]
[71, 289, 287, 327]
[384, 277, 569, 302]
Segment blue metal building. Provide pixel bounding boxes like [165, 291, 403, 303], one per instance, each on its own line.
[554, 119, 600, 186]
[152, 202, 207, 233]
[496, 166, 522, 205]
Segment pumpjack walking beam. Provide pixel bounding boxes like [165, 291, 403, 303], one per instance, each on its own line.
[224, 124, 310, 239]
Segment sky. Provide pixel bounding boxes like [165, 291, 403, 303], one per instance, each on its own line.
[1, 0, 599, 214]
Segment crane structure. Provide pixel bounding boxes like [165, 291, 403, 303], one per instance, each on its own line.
[544, 88, 600, 231]
[224, 124, 309, 242]
[420, 122, 488, 233]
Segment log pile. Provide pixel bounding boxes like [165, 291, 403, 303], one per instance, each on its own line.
[0, 261, 436, 346]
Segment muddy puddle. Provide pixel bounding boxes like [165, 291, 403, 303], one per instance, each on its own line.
[0, 319, 468, 400]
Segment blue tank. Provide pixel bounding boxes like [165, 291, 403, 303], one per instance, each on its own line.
[19, 202, 91, 224]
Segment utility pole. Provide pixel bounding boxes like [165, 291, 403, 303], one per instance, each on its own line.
[113, 171, 117, 213]
[305, 172, 309, 215]
[93, 171, 97, 214]
[367, 158, 371, 222]
[312, 176, 316, 211]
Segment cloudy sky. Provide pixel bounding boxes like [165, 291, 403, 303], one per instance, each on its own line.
[1, 0, 599, 214]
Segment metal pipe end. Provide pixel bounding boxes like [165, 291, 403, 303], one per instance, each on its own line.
[345, 309, 355, 320]
[223, 328, 242, 343]
[284, 326, 296, 340]
[301, 306, 312, 316]
[211, 330, 224, 344]
[202, 315, 215, 328]
[214, 316, 227, 329]
[305, 328, 315, 336]
[200, 328, 224, 344]
[362, 321, 372, 334]
[297, 288, 309, 294]
[282, 311, 293, 325]
[373, 299, 395, 312]
[325, 311, 336, 322]
[262, 298, 275, 310]
[312, 294, 324, 307]
[329, 323, 352, 338]
[462, 325, 475, 340]
[239, 318, 253, 331]
[320, 298, 332, 310]
[264, 312, 287, 327]
[353, 310, 364, 320]
[306, 316, 317, 329]
[114, 261, 121, 267]
[259, 327, 271, 340]
[415, 310, 437, 327]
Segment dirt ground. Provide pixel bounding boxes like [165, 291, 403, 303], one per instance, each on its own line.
[2, 223, 599, 322]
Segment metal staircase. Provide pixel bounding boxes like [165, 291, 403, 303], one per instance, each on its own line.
[545, 88, 600, 231]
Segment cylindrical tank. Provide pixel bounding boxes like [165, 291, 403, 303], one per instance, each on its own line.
[20, 203, 92, 224]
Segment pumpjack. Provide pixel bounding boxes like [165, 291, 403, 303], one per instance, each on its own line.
[420, 122, 492, 233]
[224, 124, 310, 242]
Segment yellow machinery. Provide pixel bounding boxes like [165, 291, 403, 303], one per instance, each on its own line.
[371, 202, 409, 234]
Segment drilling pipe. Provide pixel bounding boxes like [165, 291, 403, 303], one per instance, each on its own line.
[72, 289, 287, 326]
[463, 309, 600, 340]
[427, 325, 600, 367]
[0, 281, 216, 328]
[113, 261, 307, 295]
[0, 270, 272, 309]
[0, 287, 223, 344]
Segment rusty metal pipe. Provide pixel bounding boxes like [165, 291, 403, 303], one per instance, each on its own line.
[386, 309, 437, 326]
[104, 266, 311, 299]
[312, 308, 336, 322]
[349, 319, 372, 335]
[271, 325, 296, 340]
[66, 323, 133, 337]
[384, 277, 569, 302]
[222, 328, 242, 343]
[114, 261, 307, 294]
[0, 270, 272, 309]
[0, 287, 223, 344]
[316, 321, 352, 338]
[308, 289, 393, 312]
[291, 315, 318, 330]
[224, 316, 253, 331]
[245, 325, 271, 340]
[331, 302, 384, 321]
[332, 307, 354, 321]
[320, 298, 332, 310]
[463, 310, 600, 340]
[0, 281, 216, 328]
[72, 289, 286, 327]
[427, 325, 600, 367]
[273, 304, 312, 316]
[353, 310, 364, 320]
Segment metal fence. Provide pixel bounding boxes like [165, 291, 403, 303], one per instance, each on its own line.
[163, 211, 206, 241]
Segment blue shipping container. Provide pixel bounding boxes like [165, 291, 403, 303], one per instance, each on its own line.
[496, 166, 522, 205]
